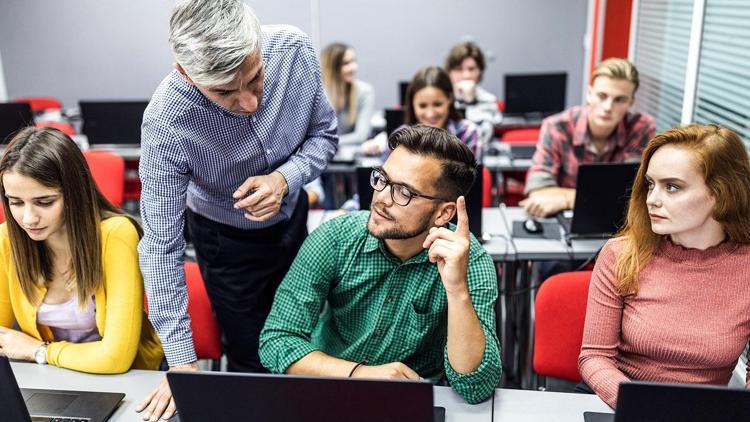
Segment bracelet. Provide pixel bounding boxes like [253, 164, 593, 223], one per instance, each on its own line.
[348, 360, 367, 378]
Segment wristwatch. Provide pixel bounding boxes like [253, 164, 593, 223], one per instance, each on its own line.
[34, 343, 48, 365]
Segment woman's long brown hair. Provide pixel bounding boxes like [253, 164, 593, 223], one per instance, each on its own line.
[0, 126, 141, 307]
[321, 42, 357, 126]
[614, 124, 750, 295]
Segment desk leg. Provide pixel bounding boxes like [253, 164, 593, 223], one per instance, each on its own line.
[498, 260, 518, 387]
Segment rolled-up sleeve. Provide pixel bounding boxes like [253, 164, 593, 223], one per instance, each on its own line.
[525, 118, 563, 194]
[444, 252, 502, 404]
[138, 118, 196, 366]
[259, 221, 337, 373]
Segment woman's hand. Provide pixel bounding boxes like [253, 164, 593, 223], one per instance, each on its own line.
[0, 326, 44, 361]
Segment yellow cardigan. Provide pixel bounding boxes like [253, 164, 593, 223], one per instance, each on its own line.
[0, 216, 163, 373]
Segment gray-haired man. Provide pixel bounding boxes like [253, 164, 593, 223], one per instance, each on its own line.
[136, 0, 337, 419]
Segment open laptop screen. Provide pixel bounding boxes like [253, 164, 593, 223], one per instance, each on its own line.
[0, 102, 34, 144]
[504, 72, 567, 115]
[79, 100, 149, 145]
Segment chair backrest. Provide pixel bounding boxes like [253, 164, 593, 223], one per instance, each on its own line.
[82, 150, 125, 206]
[184, 262, 222, 360]
[533, 270, 593, 382]
[15, 97, 62, 113]
[500, 127, 541, 144]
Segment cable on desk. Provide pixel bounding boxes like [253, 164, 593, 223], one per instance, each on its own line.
[575, 243, 604, 271]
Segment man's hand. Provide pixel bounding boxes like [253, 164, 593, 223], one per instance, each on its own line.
[136, 362, 199, 421]
[352, 362, 422, 380]
[0, 326, 43, 361]
[519, 188, 574, 218]
[233, 171, 289, 222]
[454, 80, 477, 104]
[422, 196, 471, 295]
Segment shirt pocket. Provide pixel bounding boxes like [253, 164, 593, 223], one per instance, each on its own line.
[397, 303, 445, 358]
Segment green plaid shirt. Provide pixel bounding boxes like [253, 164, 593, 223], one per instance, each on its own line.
[260, 211, 501, 404]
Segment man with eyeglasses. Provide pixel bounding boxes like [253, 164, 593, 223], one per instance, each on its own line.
[520, 58, 655, 218]
[259, 125, 501, 404]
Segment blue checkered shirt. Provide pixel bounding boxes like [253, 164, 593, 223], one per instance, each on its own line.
[138, 25, 338, 365]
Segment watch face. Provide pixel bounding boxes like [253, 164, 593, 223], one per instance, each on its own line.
[35, 346, 47, 364]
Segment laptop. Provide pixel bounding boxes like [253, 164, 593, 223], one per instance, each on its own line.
[557, 162, 638, 242]
[79, 100, 149, 146]
[168, 371, 444, 422]
[398, 81, 410, 107]
[504, 72, 567, 120]
[0, 355, 124, 422]
[358, 165, 485, 242]
[0, 102, 34, 143]
[584, 381, 750, 422]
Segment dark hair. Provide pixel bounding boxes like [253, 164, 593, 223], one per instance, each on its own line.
[403, 66, 461, 126]
[444, 42, 486, 82]
[0, 126, 140, 307]
[388, 124, 477, 199]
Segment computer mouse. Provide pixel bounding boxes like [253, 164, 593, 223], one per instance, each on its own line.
[523, 218, 543, 234]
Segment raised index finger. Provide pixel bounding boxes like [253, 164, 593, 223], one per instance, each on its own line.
[455, 196, 470, 239]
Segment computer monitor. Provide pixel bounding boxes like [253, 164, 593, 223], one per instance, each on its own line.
[0, 102, 34, 143]
[79, 100, 149, 145]
[399, 81, 410, 107]
[384, 108, 405, 136]
[504, 72, 567, 115]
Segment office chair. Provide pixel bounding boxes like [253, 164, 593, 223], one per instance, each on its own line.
[15, 97, 62, 113]
[532, 270, 592, 389]
[82, 150, 125, 207]
[36, 121, 75, 136]
[184, 261, 223, 370]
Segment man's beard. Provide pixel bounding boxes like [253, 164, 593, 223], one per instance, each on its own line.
[367, 202, 436, 240]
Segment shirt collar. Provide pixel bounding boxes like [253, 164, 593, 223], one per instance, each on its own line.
[572, 105, 630, 150]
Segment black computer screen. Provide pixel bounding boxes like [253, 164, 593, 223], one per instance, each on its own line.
[79, 100, 149, 144]
[0, 103, 34, 144]
[504, 72, 567, 115]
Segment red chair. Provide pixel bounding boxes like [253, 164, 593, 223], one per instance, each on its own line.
[143, 262, 223, 370]
[184, 262, 223, 369]
[482, 167, 493, 207]
[533, 271, 593, 388]
[82, 150, 125, 207]
[36, 121, 75, 136]
[500, 127, 541, 144]
[15, 97, 62, 113]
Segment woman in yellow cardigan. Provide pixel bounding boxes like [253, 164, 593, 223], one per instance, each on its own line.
[0, 126, 162, 373]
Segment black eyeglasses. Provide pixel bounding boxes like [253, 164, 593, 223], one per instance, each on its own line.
[369, 168, 450, 206]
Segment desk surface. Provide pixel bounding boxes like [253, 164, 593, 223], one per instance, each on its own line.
[502, 207, 607, 261]
[11, 362, 612, 421]
[11, 362, 492, 422]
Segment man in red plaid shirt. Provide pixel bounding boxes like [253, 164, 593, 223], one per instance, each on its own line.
[521, 58, 655, 217]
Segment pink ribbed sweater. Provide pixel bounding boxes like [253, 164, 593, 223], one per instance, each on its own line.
[578, 236, 750, 408]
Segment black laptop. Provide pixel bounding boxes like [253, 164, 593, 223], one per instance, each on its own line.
[503, 72, 567, 125]
[79, 100, 149, 145]
[384, 108, 405, 136]
[0, 355, 124, 422]
[557, 162, 638, 242]
[0, 102, 34, 143]
[584, 381, 750, 422]
[168, 371, 444, 422]
[357, 165, 485, 242]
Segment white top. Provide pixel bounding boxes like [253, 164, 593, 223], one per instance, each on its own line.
[37, 295, 101, 343]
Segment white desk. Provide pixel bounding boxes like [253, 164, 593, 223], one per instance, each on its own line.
[494, 389, 612, 421]
[10, 362, 492, 422]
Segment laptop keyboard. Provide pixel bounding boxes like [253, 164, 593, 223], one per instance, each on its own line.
[41, 418, 90, 422]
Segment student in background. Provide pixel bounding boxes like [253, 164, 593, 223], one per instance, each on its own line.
[384, 66, 482, 160]
[321, 42, 375, 147]
[578, 125, 750, 408]
[521, 58, 655, 218]
[444, 41, 501, 126]
[260, 126, 501, 404]
[0, 127, 163, 374]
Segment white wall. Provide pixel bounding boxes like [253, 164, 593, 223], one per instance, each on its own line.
[0, 0, 588, 109]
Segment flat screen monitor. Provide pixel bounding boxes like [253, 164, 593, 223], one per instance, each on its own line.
[504, 72, 567, 115]
[0, 103, 34, 144]
[79, 100, 149, 144]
